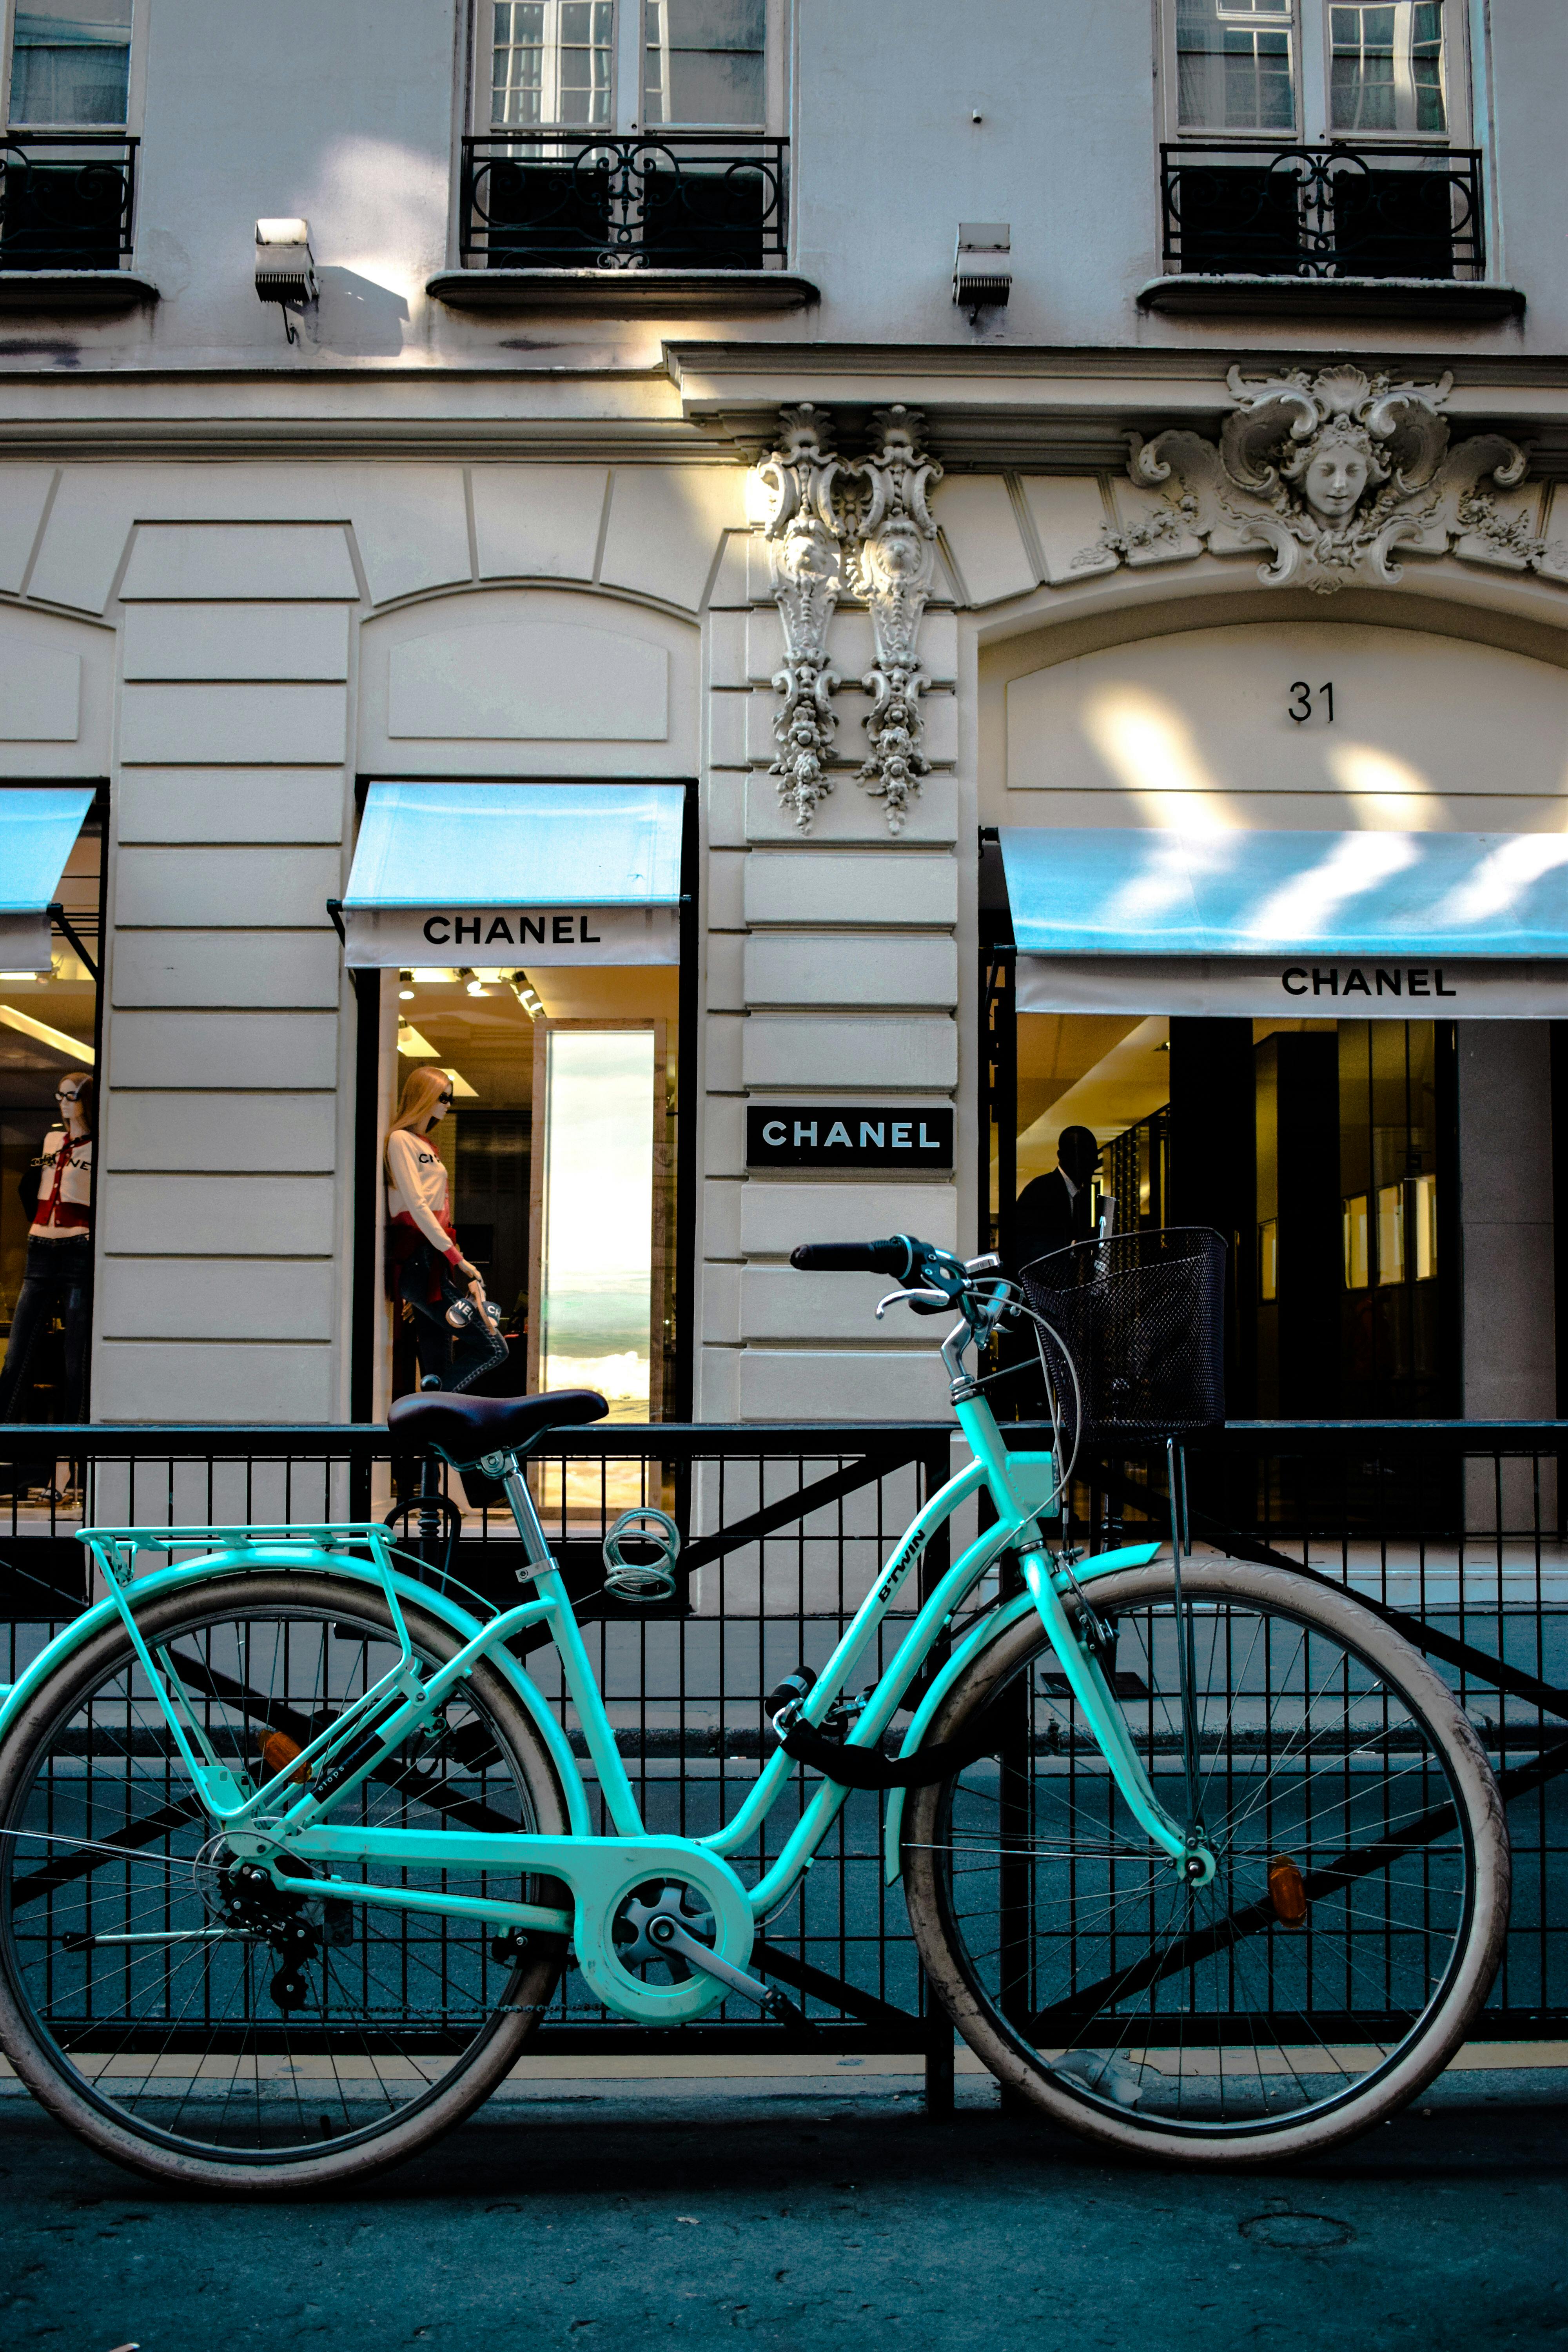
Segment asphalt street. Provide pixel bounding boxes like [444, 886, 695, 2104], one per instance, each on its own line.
[2, 2063, 1564, 2352]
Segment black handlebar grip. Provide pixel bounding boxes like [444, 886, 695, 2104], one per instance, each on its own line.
[789, 1237, 916, 1276]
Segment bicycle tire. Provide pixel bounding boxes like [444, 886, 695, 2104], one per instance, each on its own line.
[0, 1572, 570, 2193]
[903, 1556, 1509, 2165]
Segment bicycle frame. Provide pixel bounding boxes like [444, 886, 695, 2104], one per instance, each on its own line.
[16, 1390, 1186, 2029]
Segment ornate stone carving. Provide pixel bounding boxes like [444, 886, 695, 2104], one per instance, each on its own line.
[844, 405, 944, 831]
[1079, 364, 1561, 595]
[757, 403, 845, 830]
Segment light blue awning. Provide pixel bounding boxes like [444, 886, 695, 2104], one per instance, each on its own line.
[0, 786, 94, 969]
[342, 781, 685, 968]
[999, 827, 1568, 959]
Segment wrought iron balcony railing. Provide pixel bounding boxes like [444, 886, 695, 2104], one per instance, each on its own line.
[0, 132, 137, 271]
[1160, 140, 1485, 281]
[459, 130, 788, 272]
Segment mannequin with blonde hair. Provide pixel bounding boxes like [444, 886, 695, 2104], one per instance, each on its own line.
[385, 1064, 501, 1392]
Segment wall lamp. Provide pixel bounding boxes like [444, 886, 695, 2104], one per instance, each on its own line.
[256, 217, 318, 344]
[954, 221, 1011, 321]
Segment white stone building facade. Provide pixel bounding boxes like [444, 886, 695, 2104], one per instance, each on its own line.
[0, 0, 1565, 1431]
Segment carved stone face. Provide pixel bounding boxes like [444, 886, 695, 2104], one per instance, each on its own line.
[872, 515, 925, 581]
[1303, 443, 1371, 522]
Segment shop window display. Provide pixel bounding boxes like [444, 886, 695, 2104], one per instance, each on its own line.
[0, 806, 100, 1496]
[381, 961, 677, 1425]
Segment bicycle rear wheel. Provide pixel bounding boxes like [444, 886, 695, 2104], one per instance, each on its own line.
[0, 1572, 568, 2192]
[904, 1557, 1509, 2164]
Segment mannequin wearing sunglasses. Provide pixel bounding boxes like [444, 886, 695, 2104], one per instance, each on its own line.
[0, 1072, 94, 1425]
[385, 1066, 503, 1392]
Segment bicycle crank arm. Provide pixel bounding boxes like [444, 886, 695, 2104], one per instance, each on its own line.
[646, 1914, 808, 2031]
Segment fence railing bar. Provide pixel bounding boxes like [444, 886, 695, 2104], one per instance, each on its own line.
[681, 1451, 922, 1575]
[751, 1940, 919, 2034]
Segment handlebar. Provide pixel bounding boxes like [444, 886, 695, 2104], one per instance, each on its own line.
[789, 1238, 916, 1277]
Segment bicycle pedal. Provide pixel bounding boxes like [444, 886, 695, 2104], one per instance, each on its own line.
[762, 1987, 812, 2035]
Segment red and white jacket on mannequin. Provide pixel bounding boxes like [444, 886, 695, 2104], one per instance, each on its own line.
[30, 1126, 91, 1240]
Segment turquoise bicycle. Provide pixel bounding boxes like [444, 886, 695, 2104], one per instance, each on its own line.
[0, 1236, 1508, 2189]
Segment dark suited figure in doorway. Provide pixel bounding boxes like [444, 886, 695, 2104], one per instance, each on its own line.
[1013, 1122, 1100, 1275]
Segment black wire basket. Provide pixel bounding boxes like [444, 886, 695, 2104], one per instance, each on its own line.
[1020, 1225, 1227, 1449]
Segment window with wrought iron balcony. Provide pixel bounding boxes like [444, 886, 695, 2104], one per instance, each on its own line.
[429, 0, 815, 314]
[1140, 1, 1522, 323]
[0, 0, 154, 308]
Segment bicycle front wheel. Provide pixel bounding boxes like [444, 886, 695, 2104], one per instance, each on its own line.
[0, 1572, 569, 2192]
[904, 1557, 1509, 2164]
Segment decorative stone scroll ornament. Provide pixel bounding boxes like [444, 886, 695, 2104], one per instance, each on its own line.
[1079, 364, 1562, 596]
[844, 406, 944, 831]
[757, 403, 845, 830]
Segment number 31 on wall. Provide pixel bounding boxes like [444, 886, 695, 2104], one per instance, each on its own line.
[1289, 681, 1335, 724]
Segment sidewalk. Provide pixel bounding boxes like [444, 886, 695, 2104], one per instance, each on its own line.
[2, 2056, 1564, 2351]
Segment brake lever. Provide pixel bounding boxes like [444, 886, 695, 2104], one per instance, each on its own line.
[875, 1286, 952, 1319]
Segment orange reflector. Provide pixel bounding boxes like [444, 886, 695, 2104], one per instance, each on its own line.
[260, 1729, 310, 1785]
[1268, 1852, 1308, 1927]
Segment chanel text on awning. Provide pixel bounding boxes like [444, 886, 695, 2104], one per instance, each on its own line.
[421, 911, 603, 947]
[1280, 965, 1458, 999]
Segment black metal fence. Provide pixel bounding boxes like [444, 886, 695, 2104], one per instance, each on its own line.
[0, 133, 137, 270]
[1, 1417, 1563, 2085]
[1159, 139, 1485, 279]
[459, 131, 788, 271]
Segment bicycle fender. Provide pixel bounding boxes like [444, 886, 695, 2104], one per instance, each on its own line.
[882, 1539, 1163, 1885]
[0, 1546, 591, 1838]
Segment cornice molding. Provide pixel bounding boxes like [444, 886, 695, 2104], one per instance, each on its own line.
[667, 341, 1568, 472]
[0, 341, 1564, 472]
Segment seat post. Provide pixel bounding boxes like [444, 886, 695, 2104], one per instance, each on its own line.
[488, 1452, 554, 1575]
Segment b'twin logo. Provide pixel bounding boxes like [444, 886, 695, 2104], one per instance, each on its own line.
[876, 1532, 927, 1604]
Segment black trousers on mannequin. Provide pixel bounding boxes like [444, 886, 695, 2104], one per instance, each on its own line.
[0, 1235, 92, 1423]
[396, 1240, 503, 1393]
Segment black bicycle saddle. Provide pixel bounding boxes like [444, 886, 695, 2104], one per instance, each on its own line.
[387, 1388, 608, 1468]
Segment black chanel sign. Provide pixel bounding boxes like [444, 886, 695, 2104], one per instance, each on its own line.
[746, 1106, 955, 1170]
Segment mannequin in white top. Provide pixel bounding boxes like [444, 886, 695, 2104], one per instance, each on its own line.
[385, 1066, 502, 1394]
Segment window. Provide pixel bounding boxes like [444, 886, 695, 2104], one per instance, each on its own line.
[481, 2, 767, 133]
[1176, 0, 1296, 134]
[643, 0, 764, 127]
[468, 0, 780, 272]
[8, 0, 131, 127]
[0, 793, 102, 1447]
[382, 963, 679, 1429]
[1330, 3, 1446, 135]
[489, 0, 613, 129]
[1166, 0, 1463, 142]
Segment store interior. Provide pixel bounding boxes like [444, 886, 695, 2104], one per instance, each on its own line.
[0, 813, 100, 1447]
[382, 961, 678, 1423]
[1000, 1008, 1453, 1418]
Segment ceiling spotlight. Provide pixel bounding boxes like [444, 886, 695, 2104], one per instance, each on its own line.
[466, 978, 488, 997]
